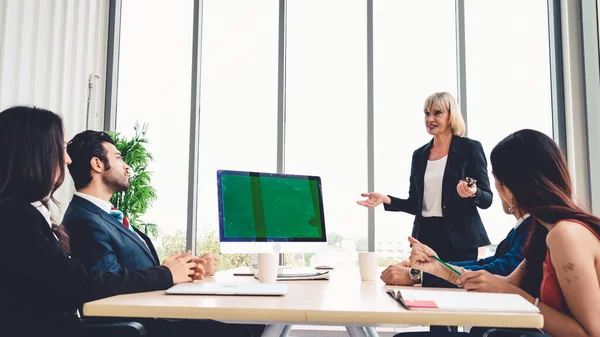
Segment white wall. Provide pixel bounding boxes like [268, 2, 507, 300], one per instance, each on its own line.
[0, 0, 110, 219]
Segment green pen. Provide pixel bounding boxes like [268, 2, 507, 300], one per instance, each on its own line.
[430, 255, 463, 275]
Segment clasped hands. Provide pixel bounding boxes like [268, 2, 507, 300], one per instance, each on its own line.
[381, 237, 515, 294]
[162, 251, 219, 283]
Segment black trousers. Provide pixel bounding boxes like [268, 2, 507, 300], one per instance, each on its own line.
[418, 217, 477, 333]
[417, 217, 478, 262]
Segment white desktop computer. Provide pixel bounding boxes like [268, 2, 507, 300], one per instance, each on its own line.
[217, 170, 327, 254]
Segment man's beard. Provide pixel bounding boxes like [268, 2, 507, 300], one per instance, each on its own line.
[103, 172, 130, 193]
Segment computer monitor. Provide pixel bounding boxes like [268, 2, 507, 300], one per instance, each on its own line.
[217, 170, 327, 253]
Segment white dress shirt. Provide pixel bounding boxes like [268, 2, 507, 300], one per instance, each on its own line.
[74, 192, 112, 214]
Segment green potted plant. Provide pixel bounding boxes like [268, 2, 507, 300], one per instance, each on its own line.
[107, 123, 158, 237]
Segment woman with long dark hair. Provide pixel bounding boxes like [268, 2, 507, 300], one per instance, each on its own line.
[0, 106, 199, 336]
[403, 129, 600, 337]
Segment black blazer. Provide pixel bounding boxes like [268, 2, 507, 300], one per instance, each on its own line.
[384, 135, 492, 249]
[0, 196, 173, 337]
[64, 195, 160, 273]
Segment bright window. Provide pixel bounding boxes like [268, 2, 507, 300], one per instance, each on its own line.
[373, 0, 457, 264]
[284, 0, 367, 267]
[116, 0, 194, 260]
[195, 0, 279, 269]
[465, 0, 553, 245]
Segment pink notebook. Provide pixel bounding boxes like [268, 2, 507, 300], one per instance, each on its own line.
[404, 299, 438, 309]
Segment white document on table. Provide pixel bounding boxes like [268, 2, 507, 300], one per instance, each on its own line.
[389, 289, 540, 313]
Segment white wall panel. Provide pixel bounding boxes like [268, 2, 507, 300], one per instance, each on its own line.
[560, 0, 592, 211]
[0, 0, 110, 219]
[0, 0, 109, 137]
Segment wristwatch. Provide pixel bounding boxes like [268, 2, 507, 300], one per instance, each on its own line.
[409, 267, 422, 284]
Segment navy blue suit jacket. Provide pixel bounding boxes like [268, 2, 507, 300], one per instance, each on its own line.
[63, 195, 160, 272]
[384, 135, 493, 249]
[422, 215, 532, 288]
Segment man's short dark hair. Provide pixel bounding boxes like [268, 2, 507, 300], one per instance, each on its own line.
[67, 131, 116, 190]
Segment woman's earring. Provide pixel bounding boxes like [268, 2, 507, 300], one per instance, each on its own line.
[508, 202, 515, 214]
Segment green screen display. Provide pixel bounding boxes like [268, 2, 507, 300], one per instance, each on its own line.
[218, 172, 325, 241]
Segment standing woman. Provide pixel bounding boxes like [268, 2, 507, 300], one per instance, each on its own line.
[358, 92, 492, 262]
[0, 106, 198, 336]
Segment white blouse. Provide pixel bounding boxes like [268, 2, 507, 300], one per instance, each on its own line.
[31, 201, 58, 240]
[422, 155, 448, 217]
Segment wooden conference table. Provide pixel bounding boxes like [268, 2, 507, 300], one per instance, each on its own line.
[83, 267, 543, 337]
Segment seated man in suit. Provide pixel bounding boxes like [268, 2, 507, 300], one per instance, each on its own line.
[63, 130, 216, 274]
[63, 130, 262, 337]
[381, 208, 531, 289]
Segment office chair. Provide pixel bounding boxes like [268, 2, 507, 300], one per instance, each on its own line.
[82, 321, 147, 337]
[483, 329, 550, 337]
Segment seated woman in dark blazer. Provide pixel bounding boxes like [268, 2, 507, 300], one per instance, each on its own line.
[358, 92, 492, 262]
[0, 106, 199, 337]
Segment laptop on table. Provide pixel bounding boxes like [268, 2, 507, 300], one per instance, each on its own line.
[166, 282, 287, 296]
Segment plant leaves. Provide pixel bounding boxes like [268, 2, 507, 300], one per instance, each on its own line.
[109, 123, 158, 238]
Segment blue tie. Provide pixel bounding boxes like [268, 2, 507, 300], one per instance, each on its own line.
[109, 209, 136, 235]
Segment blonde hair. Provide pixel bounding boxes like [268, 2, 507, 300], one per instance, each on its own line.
[423, 92, 466, 136]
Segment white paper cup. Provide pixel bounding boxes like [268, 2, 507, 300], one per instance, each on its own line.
[358, 252, 378, 281]
[258, 253, 278, 283]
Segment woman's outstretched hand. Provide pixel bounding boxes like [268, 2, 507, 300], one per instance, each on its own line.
[357, 192, 391, 208]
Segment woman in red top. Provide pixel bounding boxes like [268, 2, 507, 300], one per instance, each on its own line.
[406, 129, 600, 337]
